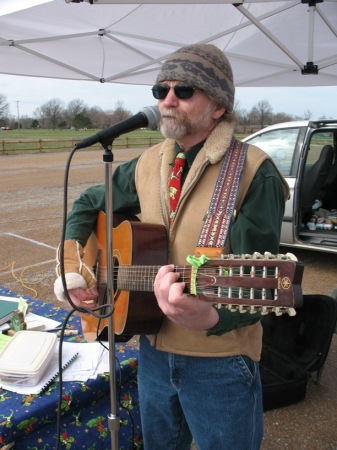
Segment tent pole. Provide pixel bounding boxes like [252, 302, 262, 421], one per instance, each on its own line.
[308, 3, 315, 63]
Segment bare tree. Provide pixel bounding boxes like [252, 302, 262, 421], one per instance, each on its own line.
[87, 106, 107, 129]
[0, 93, 10, 126]
[248, 107, 259, 129]
[235, 107, 251, 133]
[66, 98, 88, 128]
[34, 98, 65, 130]
[303, 109, 313, 120]
[252, 99, 273, 128]
[110, 101, 132, 124]
[273, 112, 294, 123]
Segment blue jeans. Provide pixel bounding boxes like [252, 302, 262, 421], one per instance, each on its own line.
[138, 336, 263, 450]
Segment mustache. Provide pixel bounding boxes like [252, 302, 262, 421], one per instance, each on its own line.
[160, 109, 186, 121]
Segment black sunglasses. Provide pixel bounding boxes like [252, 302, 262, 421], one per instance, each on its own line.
[152, 84, 196, 100]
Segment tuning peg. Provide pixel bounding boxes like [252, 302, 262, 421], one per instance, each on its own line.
[265, 251, 277, 259]
[253, 252, 262, 259]
[287, 308, 296, 316]
[260, 306, 269, 315]
[226, 305, 235, 312]
[273, 307, 283, 316]
[249, 306, 257, 314]
[285, 252, 298, 261]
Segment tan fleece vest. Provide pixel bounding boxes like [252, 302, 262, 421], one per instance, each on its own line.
[135, 121, 289, 360]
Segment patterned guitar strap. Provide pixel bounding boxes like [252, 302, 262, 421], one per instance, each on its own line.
[196, 137, 248, 255]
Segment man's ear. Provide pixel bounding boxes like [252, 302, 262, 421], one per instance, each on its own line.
[212, 104, 226, 119]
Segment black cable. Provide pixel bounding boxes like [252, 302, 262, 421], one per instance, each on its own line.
[55, 145, 117, 449]
[59, 145, 115, 323]
[55, 309, 76, 450]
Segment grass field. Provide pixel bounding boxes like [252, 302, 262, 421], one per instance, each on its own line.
[0, 128, 163, 140]
[1, 128, 247, 140]
[0, 129, 165, 154]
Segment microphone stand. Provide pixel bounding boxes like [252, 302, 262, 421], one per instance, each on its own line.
[64, 106, 160, 449]
[101, 139, 119, 450]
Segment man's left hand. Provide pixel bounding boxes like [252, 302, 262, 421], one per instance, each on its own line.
[154, 265, 219, 331]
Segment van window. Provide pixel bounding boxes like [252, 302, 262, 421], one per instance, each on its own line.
[246, 128, 299, 176]
[303, 131, 336, 211]
[307, 132, 334, 164]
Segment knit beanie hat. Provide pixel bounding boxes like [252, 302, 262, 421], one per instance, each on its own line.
[156, 44, 235, 112]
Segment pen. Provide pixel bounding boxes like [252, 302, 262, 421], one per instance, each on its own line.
[56, 330, 78, 337]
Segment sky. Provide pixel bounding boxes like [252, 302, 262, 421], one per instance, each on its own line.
[2, 73, 337, 121]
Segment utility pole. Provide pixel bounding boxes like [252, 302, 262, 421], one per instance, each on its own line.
[16, 100, 20, 131]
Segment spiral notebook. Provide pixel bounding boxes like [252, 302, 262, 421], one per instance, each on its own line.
[0, 343, 78, 395]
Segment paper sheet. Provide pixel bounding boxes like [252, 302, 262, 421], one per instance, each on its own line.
[58, 341, 110, 382]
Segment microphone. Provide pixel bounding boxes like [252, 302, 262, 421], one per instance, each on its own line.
[75, 105, 160, 150]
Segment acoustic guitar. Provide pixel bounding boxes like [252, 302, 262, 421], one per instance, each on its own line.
[81, 212, 303, 342]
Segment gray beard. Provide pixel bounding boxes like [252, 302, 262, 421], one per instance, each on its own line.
[160, 120, 188, 139]
[159, 103, 214, 140]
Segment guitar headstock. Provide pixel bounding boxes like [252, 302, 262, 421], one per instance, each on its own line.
[187, 252, 304, 317]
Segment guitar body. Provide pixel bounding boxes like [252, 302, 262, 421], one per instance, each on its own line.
[82, 212, 167, 342]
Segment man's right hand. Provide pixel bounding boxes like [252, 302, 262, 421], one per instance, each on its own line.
[67, 286, 99, 310]
[54, 240, 98, 304]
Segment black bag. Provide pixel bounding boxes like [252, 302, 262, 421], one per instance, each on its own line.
[260, 294, 337, 411]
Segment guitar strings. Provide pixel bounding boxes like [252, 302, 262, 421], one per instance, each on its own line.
[109, 265, 276, 282]
[107, 264, 279, 302]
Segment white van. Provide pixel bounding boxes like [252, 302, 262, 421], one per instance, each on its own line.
[243, 120, 337, 254]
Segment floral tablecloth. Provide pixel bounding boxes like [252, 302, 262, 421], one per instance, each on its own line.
[0, 286, 142, 450]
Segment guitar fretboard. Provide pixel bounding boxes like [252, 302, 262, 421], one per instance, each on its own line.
[118, 265, 160, 292]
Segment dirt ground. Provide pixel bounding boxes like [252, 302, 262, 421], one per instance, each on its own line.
[1, 150, 337, 450]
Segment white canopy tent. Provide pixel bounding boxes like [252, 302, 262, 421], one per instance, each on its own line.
[0, 0, 336, 88]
